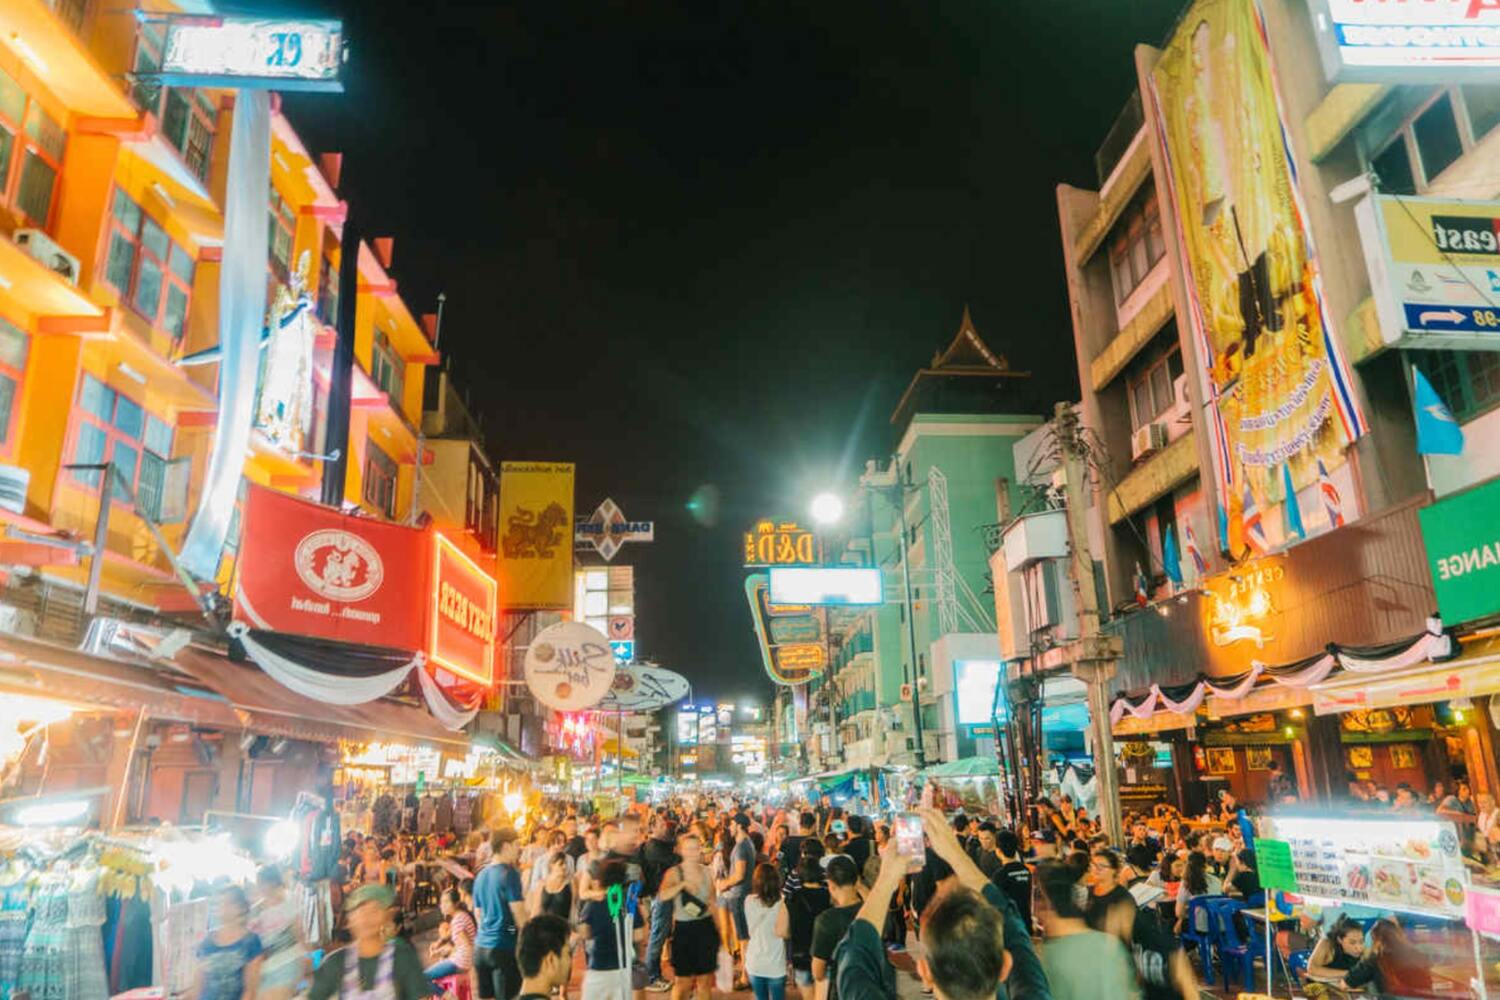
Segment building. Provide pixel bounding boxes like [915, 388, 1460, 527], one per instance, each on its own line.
[807, 311, 1042, 773]
[1035, 0, 1500, 815]
[0, 0, 464, 831]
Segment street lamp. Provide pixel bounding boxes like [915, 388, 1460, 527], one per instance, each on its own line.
[810, 492, 845, 526]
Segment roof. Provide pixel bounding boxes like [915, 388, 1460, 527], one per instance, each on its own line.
[890, 307, 1033, 429]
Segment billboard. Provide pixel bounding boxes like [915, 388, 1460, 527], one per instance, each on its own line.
[676, 710, 698, 746]
[160, 17, 344, 91]
[954, 660, 1001, 727]
[1309, 0, 1500, 82]
[498, 462, 574, 610]
[428, 534, 497, 686]
[575, 498, 654, 561]
[233, 485, 426, 649]
[768, 567, 882, 606]
[1358, 193, 1500, 350]
[1419, 476, 1500, 625]
[1150, 0, 1365, 558]
[743, 520, 817, 566]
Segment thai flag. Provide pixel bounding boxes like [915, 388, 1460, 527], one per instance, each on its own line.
[1133, 562, 1149, 606]
[1183, 520, 1209, 577]
[1242, 483, 1271, 556]
[1317, 458, 1344, 529]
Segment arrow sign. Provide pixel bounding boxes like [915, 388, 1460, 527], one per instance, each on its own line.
[1419, 309, 1466, 325]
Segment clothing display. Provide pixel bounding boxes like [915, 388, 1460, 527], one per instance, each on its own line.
[297, 879, 335, 948]
[0, 864, 30, 1000]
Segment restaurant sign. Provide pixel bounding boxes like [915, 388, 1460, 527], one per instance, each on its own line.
[1419, 476, 1500, 625]
[743, 520, 816, 567]
[428, 534, 498, 686]
[159, 16, 345, 91]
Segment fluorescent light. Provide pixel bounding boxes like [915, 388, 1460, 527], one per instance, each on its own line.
[768, 566, 883, 606]
[14, 800, 88, 826]
[8, 34, 48, 75]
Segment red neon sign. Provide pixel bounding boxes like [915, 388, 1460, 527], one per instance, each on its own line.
[428, 533, 498, 686]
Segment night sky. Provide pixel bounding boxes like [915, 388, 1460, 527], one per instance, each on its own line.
[277, 0, 1188, 703]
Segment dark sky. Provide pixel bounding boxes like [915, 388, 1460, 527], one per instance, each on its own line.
[278, 0, 1187, 704]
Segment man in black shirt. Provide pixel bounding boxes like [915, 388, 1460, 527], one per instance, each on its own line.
[810, 856, 862, 1000]
[994, 829, 1032, 929]
[780, 811, 814, 877]
[843, 815, 872, 873]
[639, 816, 680, 992]
[515, 914, 572, 1000]
[974, 823, 1005, 882]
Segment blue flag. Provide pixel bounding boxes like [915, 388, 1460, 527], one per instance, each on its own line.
[1413, 367, 1465, 455]
[1281, 462, 1306, 541]
[1162, 526, 1184, 589]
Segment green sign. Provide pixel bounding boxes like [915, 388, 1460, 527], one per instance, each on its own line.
[1253, 837, 1298, 893]
[1419, 477, 1500, 625]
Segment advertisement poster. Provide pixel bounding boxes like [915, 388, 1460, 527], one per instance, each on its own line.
[1269, 816, 1469, 917]
[498, 462, 574, 610]
[1150, 0, 1365, 556]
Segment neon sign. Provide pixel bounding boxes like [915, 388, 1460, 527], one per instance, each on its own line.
[1203, 558, 1285, 649]
[743, 520, 816, 567]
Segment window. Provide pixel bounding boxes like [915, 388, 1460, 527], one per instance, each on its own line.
[0, 316, 29, 446]
[1126, 343, 1184, 431]
[1372, 137, 1417, 196]
[131, 23, 216, 183]
[68, 376, 184, 519]
[1462, 85, 1500, 144]
[1370, 87, 1500, 195]
[1412, 94, 1465, 184]
[101, 188, 196, 339]
[0, 67, 64, 227]
[363, 441, 398, 518]
[268, 190, 294, 279]
[371, 329, 404, 406]
[1419, 350, 1500, 424]
[318, 240, 341, 327]
[1107, 188, 1166, 307]
[48, 0, 91, 34]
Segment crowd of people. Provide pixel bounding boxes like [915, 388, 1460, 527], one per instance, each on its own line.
[184, 783, 1488, 1000]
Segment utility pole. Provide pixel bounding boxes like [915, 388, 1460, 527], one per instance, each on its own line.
[1054, 402, 1124, 846]
[892, 461, 928, 770]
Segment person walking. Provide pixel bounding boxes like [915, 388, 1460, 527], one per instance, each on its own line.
[473, 830, 527, 1000]
[195, 887, 263, 1000]
[308, 884, 433, 1000]
[742, 864, 790, 1000]
[658, 833, 719, 1000]
[251, 866, 307, 1000]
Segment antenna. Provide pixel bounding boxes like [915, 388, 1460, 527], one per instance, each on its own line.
[432, 291, 447, 349]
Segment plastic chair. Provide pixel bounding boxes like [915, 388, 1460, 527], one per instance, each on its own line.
[1207, 898, 1257, 990]
[1180, 896, 1224, 985]
[1287, 948, 1311, 987]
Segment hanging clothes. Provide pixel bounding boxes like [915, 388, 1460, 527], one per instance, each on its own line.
[19, 871, 69, 1000]
[0, 866, 30, 1000]
[61, 868, 107, 1000]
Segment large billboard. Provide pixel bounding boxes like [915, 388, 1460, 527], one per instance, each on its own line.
[159, 17, 345, 91]
[745, 574, 827, 685]
[768, 567, 882, 606]
[1150, 0, 1365, 557]
[498, 462, 574, 610]
[1309, 0, 1500, 82]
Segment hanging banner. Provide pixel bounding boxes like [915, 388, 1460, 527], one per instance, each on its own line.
[498, 462, 574, 610]
[524, 620, 615, 711]
[232, 485, 427, 649]
[428, 534, 498, 686]
[1149, 0, 1365, 556]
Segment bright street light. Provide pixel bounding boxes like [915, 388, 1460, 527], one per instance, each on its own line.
[810, 492, 844, 525]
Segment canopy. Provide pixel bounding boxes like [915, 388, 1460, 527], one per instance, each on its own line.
[921, 756, 1001, 779]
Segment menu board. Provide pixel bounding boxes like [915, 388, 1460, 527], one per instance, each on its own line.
[1267, 816, 1470, 918]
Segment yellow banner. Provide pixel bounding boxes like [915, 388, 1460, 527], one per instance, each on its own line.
[1152, 0, 1364, 555]
[497, 462, 574, 610]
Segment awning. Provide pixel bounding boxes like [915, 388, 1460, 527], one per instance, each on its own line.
[0, 631, 242, 727]
[1311, 633, 1500, 715]
[174, 647, 468, 751]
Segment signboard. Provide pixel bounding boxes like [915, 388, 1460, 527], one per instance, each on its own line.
[743, 520, 817, 567]
[1267, 816, 1469, 917]
[159, 17, 345, 91]
[609, 640, 634, 665]
[954, 660, 1001, 726]
[1201, 556, 1286, 649]
[575, 498, 653, 561]
[768, 567, 882, 606]
[523, 620, 615, 711]
[1359, 193, 1500, 349]
[1310, 0, 1500, 82]
[1466, 884, 1500, 938]
[608, 616, 634, 640]
[1253, 837, 1299, 893]
[1152, 0, 1365, 559]
[745, 574, 827, 685]
[233, 485, 426, 649]
[498, 462, 574, 610]
[676, 711, 698, 746]
[1420, 475, 1500, 625]
[596, 664, 691, 712]
[428, 534, 497, 686]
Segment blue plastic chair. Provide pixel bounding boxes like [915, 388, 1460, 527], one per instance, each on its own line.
[1206, 898, 1258, 991]
[1287, 948, 1311, 987]
[1180, 895, 1225, 984]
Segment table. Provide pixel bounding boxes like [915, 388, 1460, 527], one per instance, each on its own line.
[1241, 908, 1301, 999]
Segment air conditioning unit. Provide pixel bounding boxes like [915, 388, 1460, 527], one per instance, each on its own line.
[1130, 422, 1169, 461]
[1173, 373, 1191, 412]
[14, 229, 80, 286]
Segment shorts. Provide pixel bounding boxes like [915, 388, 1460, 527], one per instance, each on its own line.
[793, 968, 813, 987]
[474, 946, 519, 1000]
[581, 968, 634, 1000]
[671, 918, 719, 977]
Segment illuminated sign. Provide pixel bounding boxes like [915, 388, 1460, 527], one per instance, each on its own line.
[429, 534, 498, 686]
[1420, 476, 1500, 624]
[1202, 558, 1285, 649]
[609, 640, 634, 665]
[954, 660, 1001, 727]
[159, 17, 345, 91]
[575, 498, 654, 561]
[769, 567, 882, 606]
[745, 573, 827, 685]
[1310, 0, 1500, 81]
[676, 711, 698, 746]
[743, 520, 816, 566]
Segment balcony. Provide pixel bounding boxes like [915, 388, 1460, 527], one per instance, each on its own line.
[1105, 429, 1199, 524]
[1091, 271, 1175, 391]
[1095, 91, 1145, 188]
[1073, 97, 1153, 267]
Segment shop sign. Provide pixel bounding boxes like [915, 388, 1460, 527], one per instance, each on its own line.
[574, 498, 653, 561]
[743, 520, 816, 567]
[1310, 0, 1500, 83]
[1253, 838, 1299, 893]
[1201, 557, 1286, 649]
[1419, 476, 1500, 624]
[159, 16, 345, 91]
[773, 643, 827, 672]
[1267, 816, 1469, 917]
[609, 640, 634, 665]
[596, 664, 691, 712]
[233, 485, 426, 649]
[745, 573, 826, 685]
[498, 462, 575, 611]
[524, 620, 615, 711]
[1358, 194, 1500, 349]
[1466, 884, 1500, 938]
[428, 534, 497, 686]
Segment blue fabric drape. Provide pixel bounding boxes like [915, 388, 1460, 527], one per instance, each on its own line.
[181, 91, 272, 579]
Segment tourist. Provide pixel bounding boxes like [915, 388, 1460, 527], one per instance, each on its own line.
[514, 914, 573, 1000]
[1037, 860, 1139, 1000]
[196, 886, 263, 1000]
[659, 832, 719, 1000]
[575, 860, 641, 1000]
[743, 864, 790, 1000]
[308, 884, 432, 1000]
[252, 865, 306, 1000]
[473, 829, 527, 1000]
[424, 889, 476, 988]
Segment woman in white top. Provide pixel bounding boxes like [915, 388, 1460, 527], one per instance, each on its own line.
[742, 863, 790, 1000]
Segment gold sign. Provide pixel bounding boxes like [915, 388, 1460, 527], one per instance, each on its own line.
[773, 643, 827, 671]
[1203, 557, 1285, 648]
[744, 520, 816, 567]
